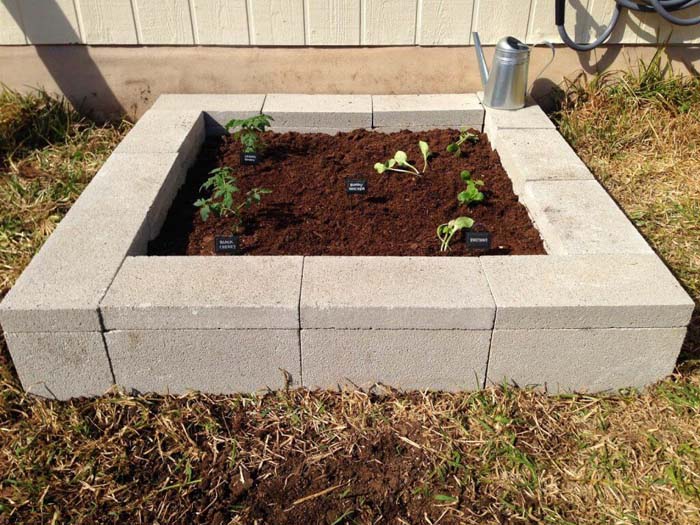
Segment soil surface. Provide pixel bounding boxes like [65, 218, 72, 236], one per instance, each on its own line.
[149, 129, 545, 256]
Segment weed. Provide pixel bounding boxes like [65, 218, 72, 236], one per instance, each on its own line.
[194, 166, 271, 232]
[225, 114, 273, 154]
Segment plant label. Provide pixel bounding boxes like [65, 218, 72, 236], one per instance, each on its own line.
[215, 235, 240, 255]
[241, 152, 259, 165]
[345, 178, 368, 194]
[465, 231, 491, 249]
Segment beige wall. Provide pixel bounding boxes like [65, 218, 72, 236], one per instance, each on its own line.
[1, 0, 700, 46]
[1, 44, 698, 121]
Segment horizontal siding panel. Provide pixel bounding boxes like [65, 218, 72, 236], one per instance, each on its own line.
[528, 0, 588, 43]
[135, 0, 194, 45]
[193, 0, 249, 45]
[79, 0, 138, 45]
[21, 0, 83, 44]
[363, 0, 417, 45]
[419, 0, 474, 45]
[473, 0, 532, 43]
[0, 0, 26, 44]
[307, 0, 360, 45]
[250, 0, 305, 45]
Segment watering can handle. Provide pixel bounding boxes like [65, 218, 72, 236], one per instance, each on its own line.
[528, 41, 556, 95]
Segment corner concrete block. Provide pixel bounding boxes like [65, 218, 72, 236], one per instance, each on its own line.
[102, 256, 304, 330]
[263, 94, 372, 129]
[302, 329, 490, 391]
[481, 255, 694, 329]
[520, 180, 653, 255]
[487, 327, 687, 393]
[107, 329, 300, 394]
[372, 94, 484, 130]
[480, 94, 554, 144]
[113, 110, 205, 163]
[301, 257, 495, 329]
[150, 94, 266, 134]
[5, 331, 114, 399]
[494, 129, 594, 194]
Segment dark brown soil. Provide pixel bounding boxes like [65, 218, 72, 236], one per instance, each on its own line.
[149, 129, 545, 256]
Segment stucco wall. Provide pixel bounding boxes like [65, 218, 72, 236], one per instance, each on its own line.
[1, 0, 699, 46]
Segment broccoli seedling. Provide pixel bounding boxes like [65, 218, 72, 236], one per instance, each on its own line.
[419, 140, 432, 172]
[446, 129, 479, 157]
[225, 114, 274, 154]
[437, 216, 474, 252]
[374, 150, 420, 177]
[194, 166, 271, 233]
[457, 170, 485, 206]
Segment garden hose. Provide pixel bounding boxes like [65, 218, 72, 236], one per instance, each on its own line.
[555, 0, 700, 50]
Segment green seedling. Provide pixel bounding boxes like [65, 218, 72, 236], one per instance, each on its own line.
[225, 114, 274, 154]
[194, 166, 271, 232]
[374, 150, 420, 176]
[437, 216, 474, 252]
[419, 140, 432, 172]
[457, 170, 485, 206]
[446, 129, 479, 157]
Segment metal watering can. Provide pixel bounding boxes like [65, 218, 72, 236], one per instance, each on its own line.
[473, 32, 554, 110]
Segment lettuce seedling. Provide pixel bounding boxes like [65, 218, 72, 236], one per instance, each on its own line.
[225, 114, 274, 154]
[374, 150, 420, 177]
[419, 140, 432, 172]
[437, 216, 475, 252]
[194, 166, 271, 232]
[457, 170, 485, 206]
[446, 129, 479, 157]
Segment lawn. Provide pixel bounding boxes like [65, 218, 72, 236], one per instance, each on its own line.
[0, 56, 698, 524]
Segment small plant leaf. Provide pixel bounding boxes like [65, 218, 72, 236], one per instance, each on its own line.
[387, 158, 397, 168]
[446, 143, 459, 153]
[374, 162, 386, 174]
[419, 140, 430, 157]
[460, 170, 472, 181]
[394, 151, 408, 164]
[451, 216, 475, 230]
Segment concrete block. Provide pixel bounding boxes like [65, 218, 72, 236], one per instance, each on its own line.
[263, 94, 372, 129]
[150, 94, 266, 135]
[301, 257, 495, 329]
[302, 329, 490, 391]
[373, 94, 484, 129]
[494, 129, 594, 194]
[5, 331, 114, 399]
[113, 110, 205, 165]
[479, 94, 554, 144]
[481, 255, 694, 329]
[270, 127, 368, 135]
[372, 126, 468, 134]
[107, 329, 300, 394]
[520, 180, 653, 255]
[487, 327, 687, 393]
[102, 256, 304, 330]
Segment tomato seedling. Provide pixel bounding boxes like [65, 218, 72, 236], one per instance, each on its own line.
[457, 170, 485, 206]
[446, 129, 479, 157]
[374, 150, 420, 176]
[225, 114, 273, 154]
[194, 166, 271, 233]
[437, 216, 474, 252]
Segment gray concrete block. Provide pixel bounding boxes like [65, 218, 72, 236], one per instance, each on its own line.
[102, 256, 304, 330]
[481, 255, 694, 329]
[263, 94, 372, 129]
[107, 329, 300, 394]
[113, 110, 205, 164]
[301, 257, 495, 329]
[494, 129, 594, 194]
[487, 327, 687, 393]
[373, 94, 484, 129]
[302, 329, 490, 391]
[480, 94, 554, 144]
[270, 127, 368, 135]
[5, 331, 113, 399]
[150, 94, 266, 134]
[372, 125, 468, 133]
[520, 180, 653, 255]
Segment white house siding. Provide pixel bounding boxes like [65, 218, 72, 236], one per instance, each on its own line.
[0, 0, 698, 45]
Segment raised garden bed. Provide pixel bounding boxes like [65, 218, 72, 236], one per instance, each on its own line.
[0, 94, 693, 399]
[150, 129, 544, 256]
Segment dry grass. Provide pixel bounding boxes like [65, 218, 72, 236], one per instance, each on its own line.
[0, 69, 699, 524]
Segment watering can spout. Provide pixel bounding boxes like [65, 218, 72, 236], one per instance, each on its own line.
[472, 32, 489, 88]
